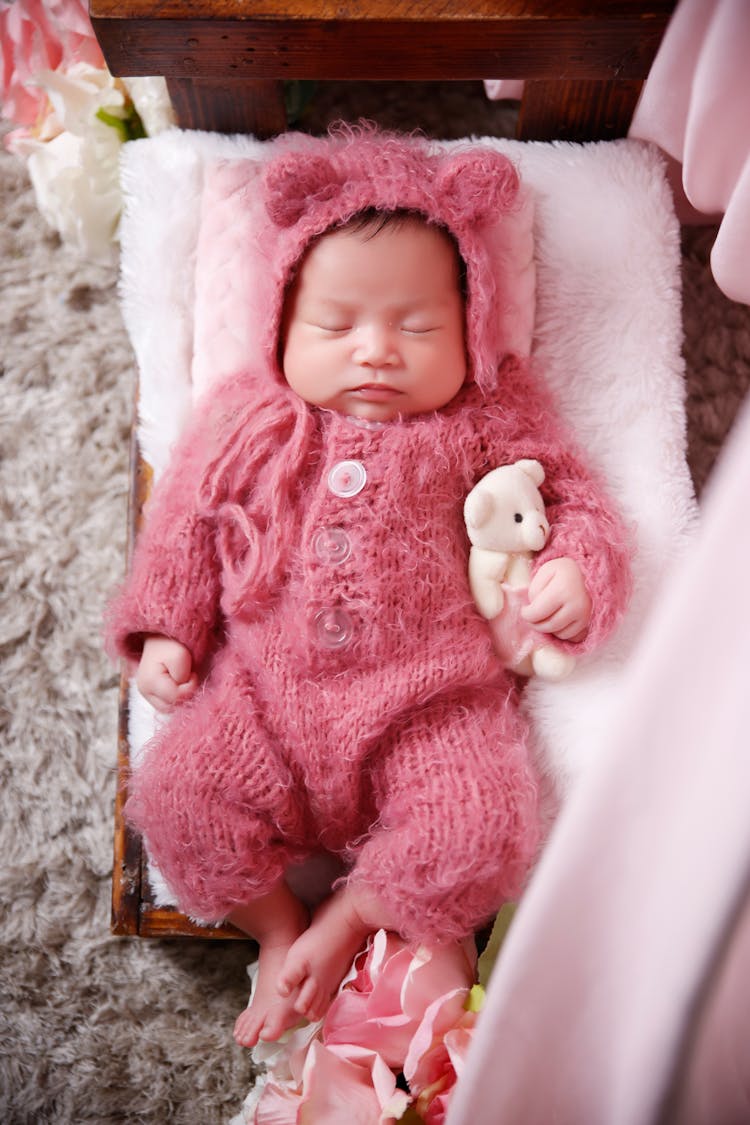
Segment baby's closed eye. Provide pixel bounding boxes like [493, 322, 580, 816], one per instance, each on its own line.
[311, 320, 352, 333]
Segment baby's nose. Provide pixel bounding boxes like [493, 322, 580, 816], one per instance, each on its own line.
[353, 323, 398, 366]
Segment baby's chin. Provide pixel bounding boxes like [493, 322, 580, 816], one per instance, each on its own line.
[337, 390, 408, 423]
[342, 401, 404, 423]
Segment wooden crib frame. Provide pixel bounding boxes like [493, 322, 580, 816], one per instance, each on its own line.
[90, 0, 676, 939]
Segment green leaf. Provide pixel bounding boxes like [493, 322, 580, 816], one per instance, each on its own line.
[96, 103, 147, 143]
[477, 902, 518, 988]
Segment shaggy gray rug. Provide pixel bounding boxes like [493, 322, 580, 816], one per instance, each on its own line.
[1, 81, 748, 1124]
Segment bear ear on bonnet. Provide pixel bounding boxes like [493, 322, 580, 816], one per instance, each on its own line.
[264, 153, 343, 227]
[263, 139, 520, 230]
[436, 149, 520, 226]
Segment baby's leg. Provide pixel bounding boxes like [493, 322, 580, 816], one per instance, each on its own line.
[126, 655, 311, 923]
[276, 881, 398, 1023]
[231, 881, 310, 1047]
[126, 655, 319, 1044]
[353, 684, 541, 944]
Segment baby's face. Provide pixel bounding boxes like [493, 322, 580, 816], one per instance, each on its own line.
[281, 218, 467, 422]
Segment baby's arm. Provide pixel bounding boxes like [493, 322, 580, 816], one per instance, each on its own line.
[481, 358, 632, 655]
[136, 635, 198, 713]
[522, 557, 592, 642]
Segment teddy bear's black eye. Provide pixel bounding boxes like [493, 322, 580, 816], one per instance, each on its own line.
[514, 513, 523, 523]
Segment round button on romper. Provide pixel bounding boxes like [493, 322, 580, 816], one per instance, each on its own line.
[312, 526, 352, 565]
[327, 459, 367, 498]
[312, 459, 368, 649]
[314, 606, 354, 649]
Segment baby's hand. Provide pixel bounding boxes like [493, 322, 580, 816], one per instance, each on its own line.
[522, 557, 592, 643]
[136, 635, 198, 713]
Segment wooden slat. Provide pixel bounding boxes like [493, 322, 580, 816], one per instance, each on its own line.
[91, 15, 671, 83]
[111, 410, 149, 936]
[138, 901, 245, 939]
[111, 672, 143, 935]
[166, 76, 286, 135]
[90, 0, 673, 22]
[517, 78, 644, 142]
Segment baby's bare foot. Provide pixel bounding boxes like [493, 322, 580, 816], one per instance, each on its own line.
[277, 886, 382, 1022]
[229, 883, 311, 1048]
[234, 940, 305, 1048]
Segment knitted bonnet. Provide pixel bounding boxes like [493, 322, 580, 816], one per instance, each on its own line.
[259, 125, 522, 395]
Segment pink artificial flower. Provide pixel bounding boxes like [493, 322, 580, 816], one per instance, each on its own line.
[0, 0, 104, 126]
[299, 1042, 410, 1124]
[253, 1079, 301, 1125]
[403, 986, 484, 1125]
[322, 929, 476, 1070]
[251, 1042, 410, 1125]
[235, 932, 484, 1124]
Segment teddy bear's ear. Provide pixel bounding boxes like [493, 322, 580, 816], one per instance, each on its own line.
[516, 459, 545, 487]
[436, 149, 519, 226]
[264, 153, 343, 227]
[464, 487, 495, 530]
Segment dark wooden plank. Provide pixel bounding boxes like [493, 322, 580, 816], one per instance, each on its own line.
[111, 672, 142, 935]
[166, 76, 286, 134]
[91, 16, 670, 83]
[90, 1, 674, 21]
[517, 78, 644, 141]
[111, 416, 151, 936]
[138, 902, 246, 940]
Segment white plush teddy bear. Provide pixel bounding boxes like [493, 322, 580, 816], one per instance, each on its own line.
[464, 459, 576, 680]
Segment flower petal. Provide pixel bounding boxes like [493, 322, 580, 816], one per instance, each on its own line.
[403, 989, 469, 1085]
[255, 1080, 304, 1125]
[299, 1041, 407, 1125]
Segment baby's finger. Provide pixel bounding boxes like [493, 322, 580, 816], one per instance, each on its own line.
[141, 685, 177, 714]
[553, 618, 589, 642]
[526, 604, 573, 635]
[526, 564, 554, 603]
[522, 584, 563, 626]
[165, 646, 194, 686]
[175, 675, 199, 702]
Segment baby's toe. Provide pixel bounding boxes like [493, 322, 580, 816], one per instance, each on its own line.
[260, 1001, 304, 1043]
[234, 1009, 262, 1048]
[277, 954, 310, 998]
[295, 977, 333, 1022]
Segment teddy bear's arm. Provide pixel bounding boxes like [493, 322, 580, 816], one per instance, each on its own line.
[468, 547, 510, 619]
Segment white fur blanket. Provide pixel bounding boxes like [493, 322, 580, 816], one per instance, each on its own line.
[118, 130, 697, 907]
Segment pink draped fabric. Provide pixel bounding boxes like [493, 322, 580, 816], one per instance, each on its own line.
[447, 394, 750, 1125]
[486, 0, 750, 303]
[629, 0, 750, 305]
[452, 12, 750, 1112]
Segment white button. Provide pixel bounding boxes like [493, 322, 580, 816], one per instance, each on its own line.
[314, 607, 353, 649]
[312, 527, 352, 565]
[328, 460, 367, 498]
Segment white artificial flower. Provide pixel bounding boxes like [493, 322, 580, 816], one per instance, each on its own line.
[10, 63, 133, 261]
[39, 61, 127, 135]
[22, 128, 122, 261]
[10, 64, 129, 261]
[122, 76, 175, 137]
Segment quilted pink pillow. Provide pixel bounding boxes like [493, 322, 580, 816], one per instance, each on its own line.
[191, 142, 536, 402]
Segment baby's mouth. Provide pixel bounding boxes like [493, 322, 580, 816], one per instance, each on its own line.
[352, 383, 401, 400]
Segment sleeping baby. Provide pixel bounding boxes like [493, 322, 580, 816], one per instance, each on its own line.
[106, 125, 631, 1047]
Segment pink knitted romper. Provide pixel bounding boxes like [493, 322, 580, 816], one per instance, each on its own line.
[107, 129, 632, 942]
